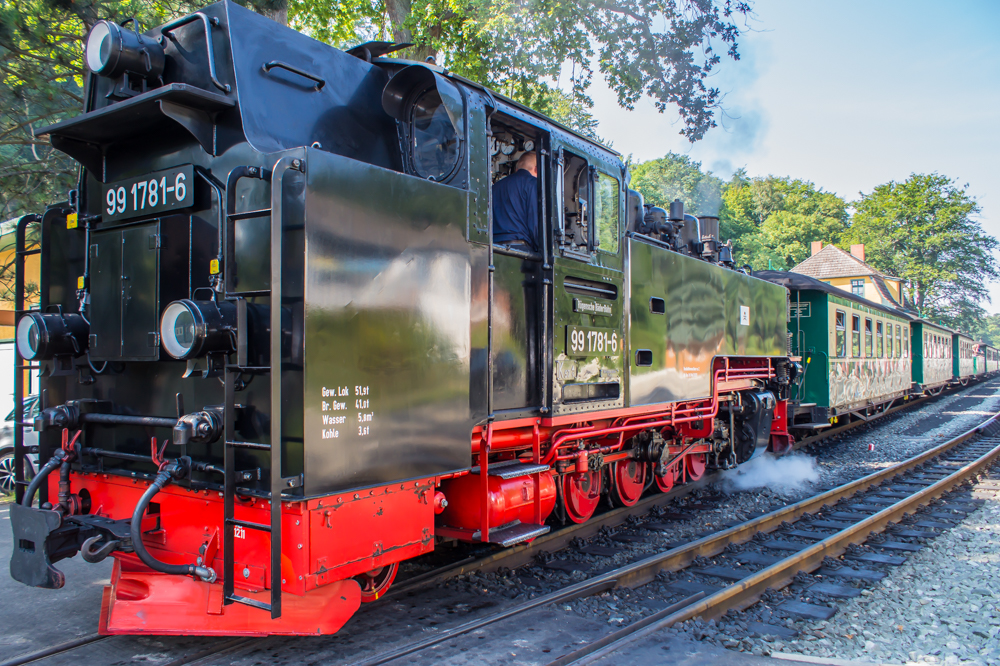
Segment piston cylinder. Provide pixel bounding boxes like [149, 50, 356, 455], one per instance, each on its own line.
[437, 470, 556, 529]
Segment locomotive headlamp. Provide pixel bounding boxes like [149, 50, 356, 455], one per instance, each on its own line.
[160, 299, 236, 360]
[85, 20, 165, 80]
[16, 312, 89, 361]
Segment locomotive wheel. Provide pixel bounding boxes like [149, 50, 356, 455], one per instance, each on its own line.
[609, 459, 646, 507]
[562, 470, 603, 523]
[355, 562, 399, 602]
[685, 453, 707, 481]
[654, 462, 678, 493]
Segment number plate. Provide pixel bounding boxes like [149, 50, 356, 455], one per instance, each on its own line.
[103, 165, 194, 223]
[566, 325, 620, 357]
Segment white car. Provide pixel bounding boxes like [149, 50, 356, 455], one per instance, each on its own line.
[0, 395, 40, 495]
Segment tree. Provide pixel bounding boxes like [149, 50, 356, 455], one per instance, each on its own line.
[969, 313, 1000, 348]
[290, 0, 754, 141]
[719, 174, 848, 269]
[844, 173, 999, 329]
[0, 0, 215, 222]
[629, 152, 723, 216]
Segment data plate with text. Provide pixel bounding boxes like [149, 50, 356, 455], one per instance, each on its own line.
[566, 325, 621, 357]
[102, 164, 194, 222]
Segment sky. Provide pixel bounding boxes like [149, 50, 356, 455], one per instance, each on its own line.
[586, 0, 1000, 313]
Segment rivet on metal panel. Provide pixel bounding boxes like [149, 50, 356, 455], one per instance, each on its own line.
[297, 544, 302, 549]
[299, 575, 303, 580]
[295, 520, 300, 525]
[354, 493, 360, 499]
[282, 579, 286, 584]
[369, 490, 374, 495]
[243, 567, 250, 579]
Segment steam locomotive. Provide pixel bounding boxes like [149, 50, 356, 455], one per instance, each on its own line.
[8, 2, 795, 635]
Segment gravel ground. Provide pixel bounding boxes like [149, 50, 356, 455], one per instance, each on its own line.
[735, 481, 1000, 666]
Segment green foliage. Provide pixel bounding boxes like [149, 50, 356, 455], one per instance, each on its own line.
[629, 152, 722, 216]
[844, 173, 998, 329]
[720, 174, 848, 269]
[969, 313, 1000, 348]
[289, 0, 753, 142]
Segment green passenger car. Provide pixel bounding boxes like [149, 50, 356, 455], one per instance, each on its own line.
[757, 271, 912, 426]
[911, 320, 953, 391]
[953, 332, 976, 381]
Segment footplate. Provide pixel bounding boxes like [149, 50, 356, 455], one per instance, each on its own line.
[9, 503, 68, 589]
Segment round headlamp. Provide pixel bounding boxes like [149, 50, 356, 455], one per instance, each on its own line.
[85, 20, 165, 80]
[160, 300, 236, 360]
[16, 312, 89, 361]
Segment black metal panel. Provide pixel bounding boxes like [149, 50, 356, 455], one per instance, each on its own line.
[491, 252, 537, 411]
[301, 148, 472, 494]
[121, 223, 160, 358]
[225, 2, 401, 171]
[90, 229, 122, 359]
[627, 237, 787, 406]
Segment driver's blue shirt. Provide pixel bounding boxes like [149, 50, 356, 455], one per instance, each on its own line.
[492, 169, 538, 250]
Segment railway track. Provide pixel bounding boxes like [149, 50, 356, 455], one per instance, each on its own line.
[331, 409, 1000, 666]
[0, 384, 985, 666]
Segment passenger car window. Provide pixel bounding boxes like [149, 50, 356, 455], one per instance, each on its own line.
[410, 88, 461, 181]
[594, 173, 620, 254]
[835, 310, 846, 358]
[887, 324, 893, 357]
[876, 321, 884, 357]
[852, 315, 861, 357]
[864, 318, 873, 357]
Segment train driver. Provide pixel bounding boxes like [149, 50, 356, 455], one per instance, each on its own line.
[492, 151, 539, 253]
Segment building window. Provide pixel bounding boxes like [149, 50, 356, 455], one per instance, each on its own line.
[851, 279, 865, 297]
[865, 318, 873, 357]
[835, 310, 846, 358]
[852, 314, 861, 357]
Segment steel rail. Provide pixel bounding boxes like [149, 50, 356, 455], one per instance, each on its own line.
[552, 413, 1000, 666]
[353, 408, 999, 666]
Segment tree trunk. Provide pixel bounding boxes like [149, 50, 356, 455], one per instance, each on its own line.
[385, 0, 413, 44]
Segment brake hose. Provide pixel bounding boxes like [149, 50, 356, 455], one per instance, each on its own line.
[129, 458, 216, 583]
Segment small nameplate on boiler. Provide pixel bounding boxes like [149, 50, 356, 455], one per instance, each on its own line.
[573, 298, 613, 316]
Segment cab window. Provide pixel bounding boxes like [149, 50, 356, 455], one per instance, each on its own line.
[594, 172, 620, 254]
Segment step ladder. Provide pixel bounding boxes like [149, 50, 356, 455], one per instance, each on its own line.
[220, 158, 302, 619]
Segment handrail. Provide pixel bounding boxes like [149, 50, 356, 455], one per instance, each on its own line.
[262, 61, 325, 91]
[13, 214, 41, 505]
[160, 12, 230, 93]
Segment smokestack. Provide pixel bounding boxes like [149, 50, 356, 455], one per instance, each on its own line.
[811, 241, 823, 256]
[850, 244, 865, 262]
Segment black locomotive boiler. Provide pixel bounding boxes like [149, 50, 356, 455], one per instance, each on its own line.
[8, 1, 795, 635]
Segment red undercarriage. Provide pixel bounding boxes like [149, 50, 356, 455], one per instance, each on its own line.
[59, 357, 788, 635]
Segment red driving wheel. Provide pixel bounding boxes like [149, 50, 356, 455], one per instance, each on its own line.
[685, 453, 707, 481]
[610, 459, 646, 507]
[654, 461, 678, 493]
[562, 470, 602, 523]
[355, 562, 399, 602]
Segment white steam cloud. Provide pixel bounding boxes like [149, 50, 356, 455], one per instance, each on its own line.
[718, 453, 820, 495]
